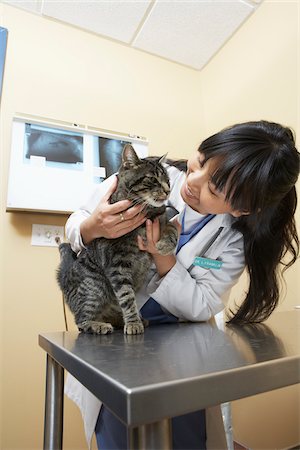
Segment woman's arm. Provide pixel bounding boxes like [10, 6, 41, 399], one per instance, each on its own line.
[150, 243, 244, 322]
[139, 219, 245, 322]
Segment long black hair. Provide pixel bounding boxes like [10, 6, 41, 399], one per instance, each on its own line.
[197, 121, 299, 324]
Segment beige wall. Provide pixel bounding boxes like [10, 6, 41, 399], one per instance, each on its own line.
[0, 1, 299, 449]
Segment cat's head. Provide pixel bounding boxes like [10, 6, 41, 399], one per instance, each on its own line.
[117, 144, 170, 208]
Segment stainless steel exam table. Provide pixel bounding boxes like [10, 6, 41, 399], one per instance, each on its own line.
[39, 310, 300, 449]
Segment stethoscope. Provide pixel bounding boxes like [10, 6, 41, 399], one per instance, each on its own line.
[166, 205, 224, 272]
[187, 226, 224, 273]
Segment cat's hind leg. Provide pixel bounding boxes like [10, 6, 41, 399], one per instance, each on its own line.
[77, 320, 113, 335]
[73, 278, 116, 335]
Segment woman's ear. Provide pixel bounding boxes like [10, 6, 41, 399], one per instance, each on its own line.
[231, 210, 251, 218]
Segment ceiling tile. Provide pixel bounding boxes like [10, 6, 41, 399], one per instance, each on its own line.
[133, 0, 255, 70]
[42, 0, 152, 43]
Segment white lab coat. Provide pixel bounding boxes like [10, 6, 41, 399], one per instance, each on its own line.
[65, 165, 245, 449]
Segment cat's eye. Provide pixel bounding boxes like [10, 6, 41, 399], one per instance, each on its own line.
[145, 177, 159, 186]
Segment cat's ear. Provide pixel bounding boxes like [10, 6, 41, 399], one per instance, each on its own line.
[122, 144, 141, 169]
[159, 153, 168, 164]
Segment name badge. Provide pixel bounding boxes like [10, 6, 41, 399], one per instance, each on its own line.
[193, 257, 223, 270]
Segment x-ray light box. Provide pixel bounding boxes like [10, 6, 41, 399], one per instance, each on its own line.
[6, 116, 148, 214]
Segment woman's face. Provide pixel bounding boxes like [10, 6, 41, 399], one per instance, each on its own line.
[180, 151, 248, 217]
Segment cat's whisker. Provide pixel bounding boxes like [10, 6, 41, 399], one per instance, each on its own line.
[131, 198, 147, 207]
[137, 202, 148, 219]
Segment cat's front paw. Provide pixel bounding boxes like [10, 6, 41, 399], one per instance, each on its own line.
[124, 320, 144, 335]
[155, 224, 178, 255]
[156, 232, 178, 255]
[156, 239, 176, 255]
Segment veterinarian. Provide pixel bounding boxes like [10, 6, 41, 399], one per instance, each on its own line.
[64, 120, 299, 450]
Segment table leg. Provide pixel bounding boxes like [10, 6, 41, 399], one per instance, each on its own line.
[128, 418, 172, 449]
[43, 354, 64, 450]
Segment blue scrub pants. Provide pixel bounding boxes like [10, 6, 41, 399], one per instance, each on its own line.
[95, 404, 206, 450]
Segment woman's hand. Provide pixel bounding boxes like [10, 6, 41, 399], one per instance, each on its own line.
[137, 218, 161, 255]
[138, 218, 176, 277]
[80, 177, 147, 244]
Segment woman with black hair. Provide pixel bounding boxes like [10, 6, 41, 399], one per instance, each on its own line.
[65, 120, 299, 449]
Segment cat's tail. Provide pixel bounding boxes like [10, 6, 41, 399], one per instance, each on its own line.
[56, 243, 77, 292]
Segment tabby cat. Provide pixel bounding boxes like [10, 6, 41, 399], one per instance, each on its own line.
[56, 144, 178, 335]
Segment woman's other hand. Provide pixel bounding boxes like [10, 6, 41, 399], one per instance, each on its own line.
[138, 218, 176, 277]
[137, 218, 161, 255]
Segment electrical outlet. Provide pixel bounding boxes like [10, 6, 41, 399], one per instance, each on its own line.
[31, 224, 64, 247]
